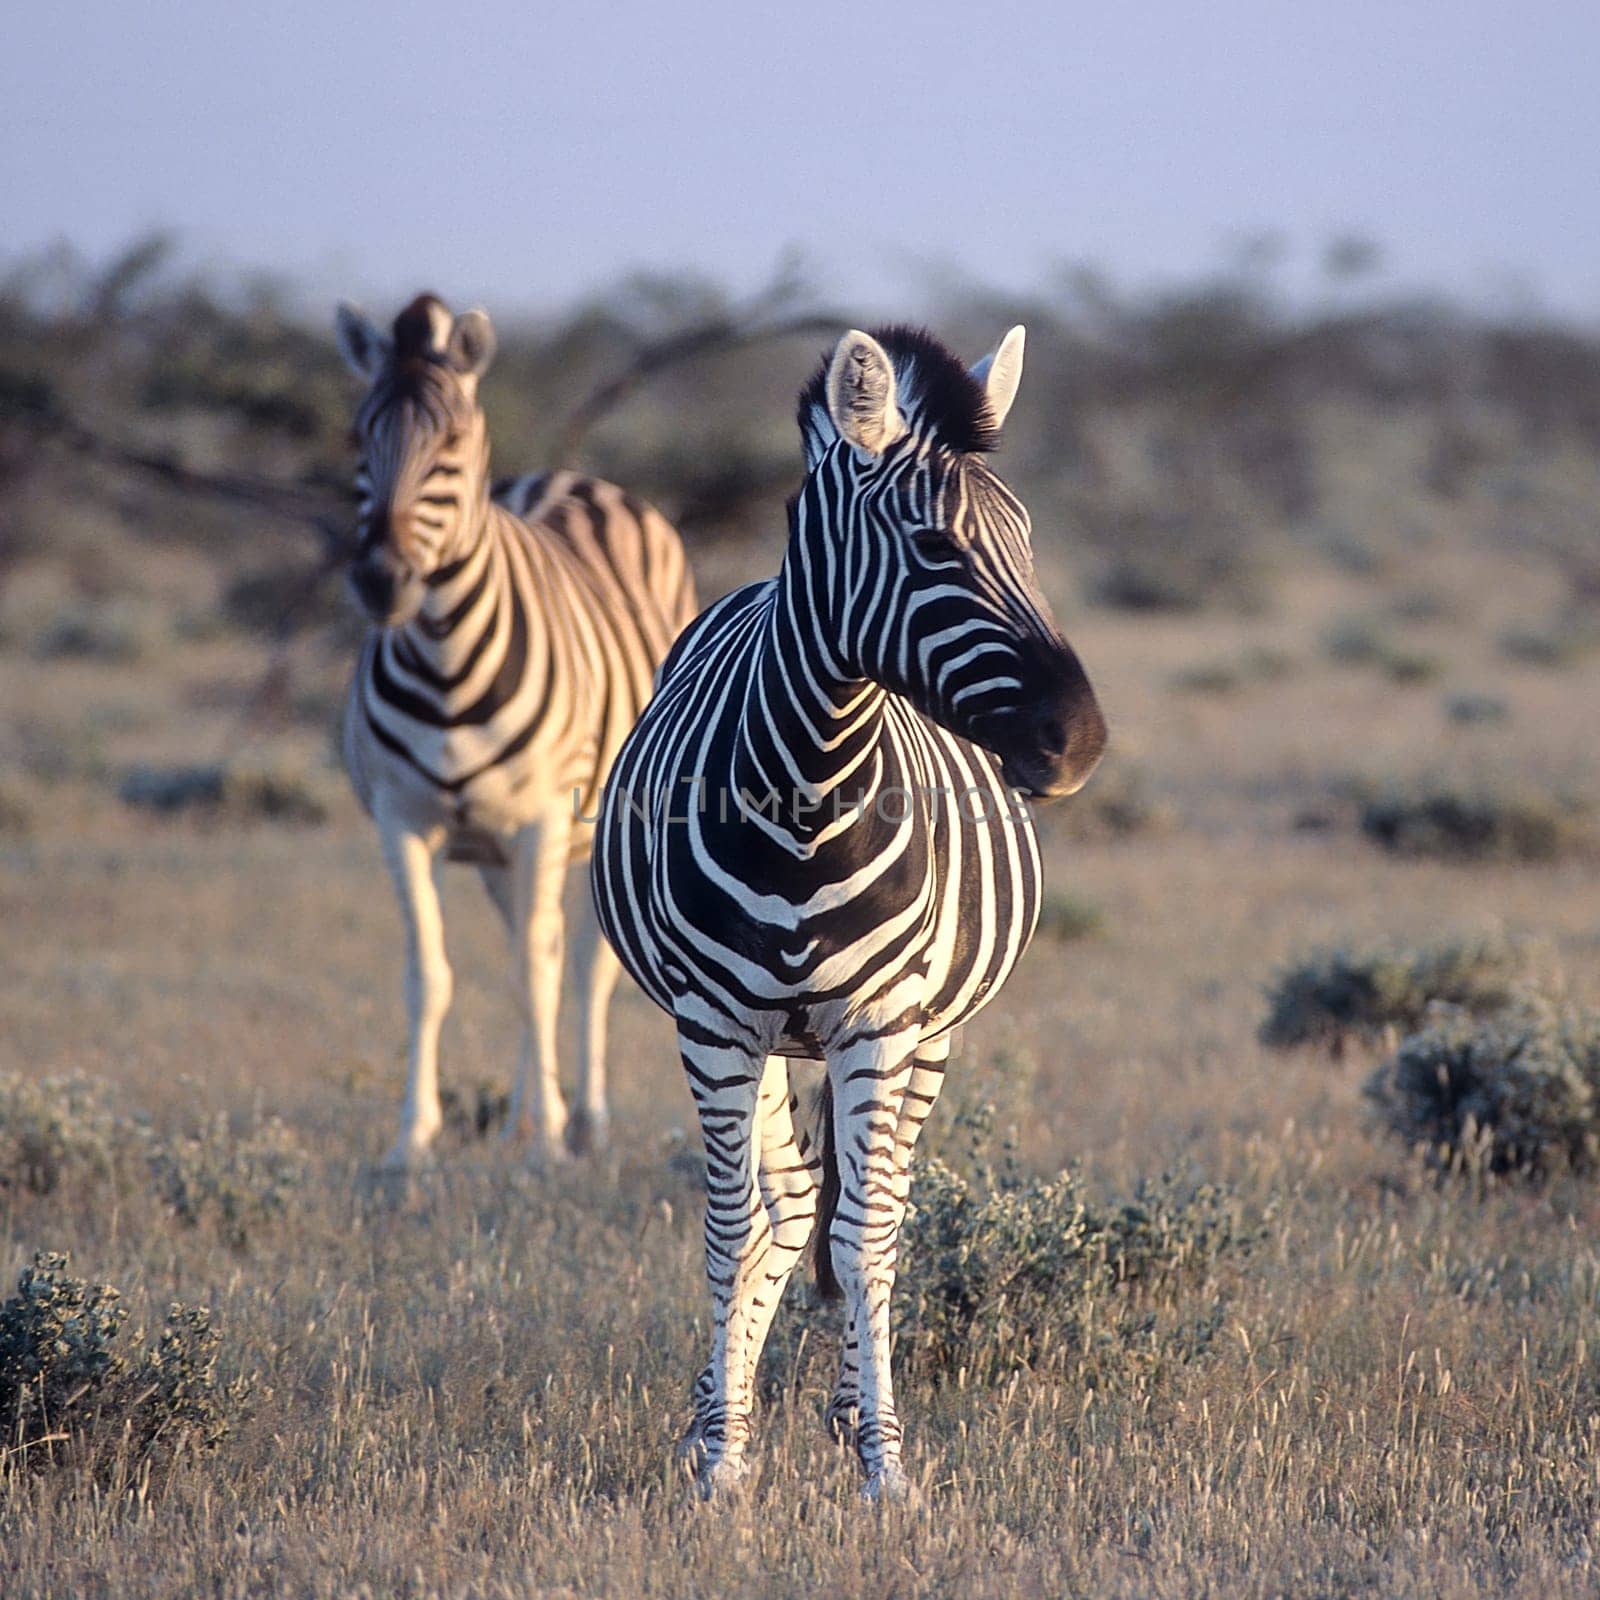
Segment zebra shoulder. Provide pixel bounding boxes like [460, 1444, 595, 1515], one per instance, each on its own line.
[654, 579, 773, 688]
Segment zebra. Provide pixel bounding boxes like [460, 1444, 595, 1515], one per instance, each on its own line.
[334, 293, 696, 1172]
[590, 322, 1106, 1500]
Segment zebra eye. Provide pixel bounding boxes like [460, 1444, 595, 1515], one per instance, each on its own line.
[911, 527, 964, 563]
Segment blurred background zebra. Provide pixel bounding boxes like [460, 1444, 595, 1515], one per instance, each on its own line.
[336, 293, 696, 1172]
[591, 323, 1104, 1499]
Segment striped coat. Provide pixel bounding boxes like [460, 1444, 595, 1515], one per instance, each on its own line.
[336, 294, 695, 1170]
[591, 324, 1104, 1499]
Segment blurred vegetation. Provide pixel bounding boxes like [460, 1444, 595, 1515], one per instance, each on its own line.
[6, 229, 1600, 646]
[1366, 1000, 1600, 1178]
[1358, 777, 1592, 862]
[1260, 933, 1536, 1056]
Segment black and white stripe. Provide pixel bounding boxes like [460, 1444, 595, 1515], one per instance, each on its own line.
[590, 324, 1105, 1498]
[336, 294, 695, 1171]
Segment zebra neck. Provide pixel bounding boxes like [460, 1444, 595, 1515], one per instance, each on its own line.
[399, 512, 503, 675]
[724, 558, 889, 849]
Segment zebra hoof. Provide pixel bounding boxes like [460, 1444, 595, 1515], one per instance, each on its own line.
[565, 1108, 611, 1157]
[861, 1463, 916, 1506]
[695, 1456, 751, 1503]
[375, 1139, 437, 1177]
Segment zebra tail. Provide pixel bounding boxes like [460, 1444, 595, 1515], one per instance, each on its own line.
[812, 1076, 842, 1301]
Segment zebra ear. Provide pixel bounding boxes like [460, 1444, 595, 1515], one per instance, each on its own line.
[970, 325, 1025, 429]
[447, 308, 497, 379]
[825, 330, 906, 455]
[335, 303, 391, 380]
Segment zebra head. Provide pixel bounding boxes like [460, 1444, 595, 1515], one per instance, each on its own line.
[797, 325, 1106, 799]
[334, 294, 497, 627]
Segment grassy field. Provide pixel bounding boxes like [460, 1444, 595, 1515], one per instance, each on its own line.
[3, 486, 1600, 1598]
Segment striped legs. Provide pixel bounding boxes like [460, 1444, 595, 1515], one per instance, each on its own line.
[825, 1030, 946, 1501]
[566, 890, 620, 1155]
[679, 1046, 824, 1498]
[505, 809, 574, 1162]
[826, 1040, 948, 1455]
[375, 803, 450, 1172]
[681, 1057, 823, 1472]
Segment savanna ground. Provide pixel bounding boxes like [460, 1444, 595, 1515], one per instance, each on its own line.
[3, 247, 1600, 1595]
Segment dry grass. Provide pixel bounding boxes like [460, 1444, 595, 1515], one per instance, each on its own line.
[4, 468, 1600, 1595]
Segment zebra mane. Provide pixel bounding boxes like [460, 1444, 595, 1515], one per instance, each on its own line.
[392, 293, 455, 363]
[797, 324, 1002, 462]
[362, 293, 477, 423]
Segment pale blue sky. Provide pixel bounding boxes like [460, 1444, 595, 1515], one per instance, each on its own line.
[7, 0, 1599, 319]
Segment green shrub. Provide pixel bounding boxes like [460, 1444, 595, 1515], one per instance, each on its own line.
[776, 1104, 1258, 1389]
[1499, 619, 1600, 669]
[33, 601, 162, 664]
[120, 762, 330, 826]
[439, 1081, 511, 1141]
[1444, 691, 1509, 725]
[1325, 616, 1442, 682]
[1170, 662, 1242, 696]
[1259, 934, 1533, 1055]
[1035, 890, 1104, 942]
[1359, 780, 1590, 862]
[0, 1073, 146, 1197]
[0, 1252, 250, 1476]
[1365, 1002, 1600, 1177]
[1091, 544, 1266, 615]
[148, 1112, 308, 1250]
[1050, 759, 1174, 842]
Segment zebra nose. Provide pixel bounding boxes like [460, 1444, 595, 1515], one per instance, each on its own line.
[1036, 716, 1069, 758]
[350, 546, 412, 621]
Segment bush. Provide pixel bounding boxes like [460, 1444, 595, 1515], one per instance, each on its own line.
[1170, 648, 1296, 696]
[33, 601, 163, 664]
[1259, 934, 1533, 1055]
[776, 1104, 1259, 1389]
[1359, 780, 1590, 862]
[1444, 691, 1509, 725]
[120, 762, 330, 826]
[439, 1080, 511, 1141]
[1365, 1002, 1600, 1177]
[149, 1111, 308, 1250]
[1035, 890, 1105, 942]
[0, 1252, 250, 1477]
[1050, 758, 1174, 842]
[1499, 619, 1600, 669]
[1325, 616, 1443, 683]
[0, 1072, 145, 1197]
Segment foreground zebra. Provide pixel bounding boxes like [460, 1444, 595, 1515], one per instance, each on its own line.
[336, 294, 696, 1171]
[591, 323, 1105, 1499]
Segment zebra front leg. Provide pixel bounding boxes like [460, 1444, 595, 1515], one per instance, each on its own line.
[681, 1056, 822, 1458]
[506, 811, 572, 1163]
[826, 1042, 948, 1451]
[565, 887, 620, 1155]
[678, 1029, 770, 1499]
[825, 1028, 927, 1502]
[375, 803, 451, 1172]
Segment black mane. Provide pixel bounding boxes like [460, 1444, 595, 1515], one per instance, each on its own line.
[797, 324, 1001, 457]
[392, 292, 451, 362]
